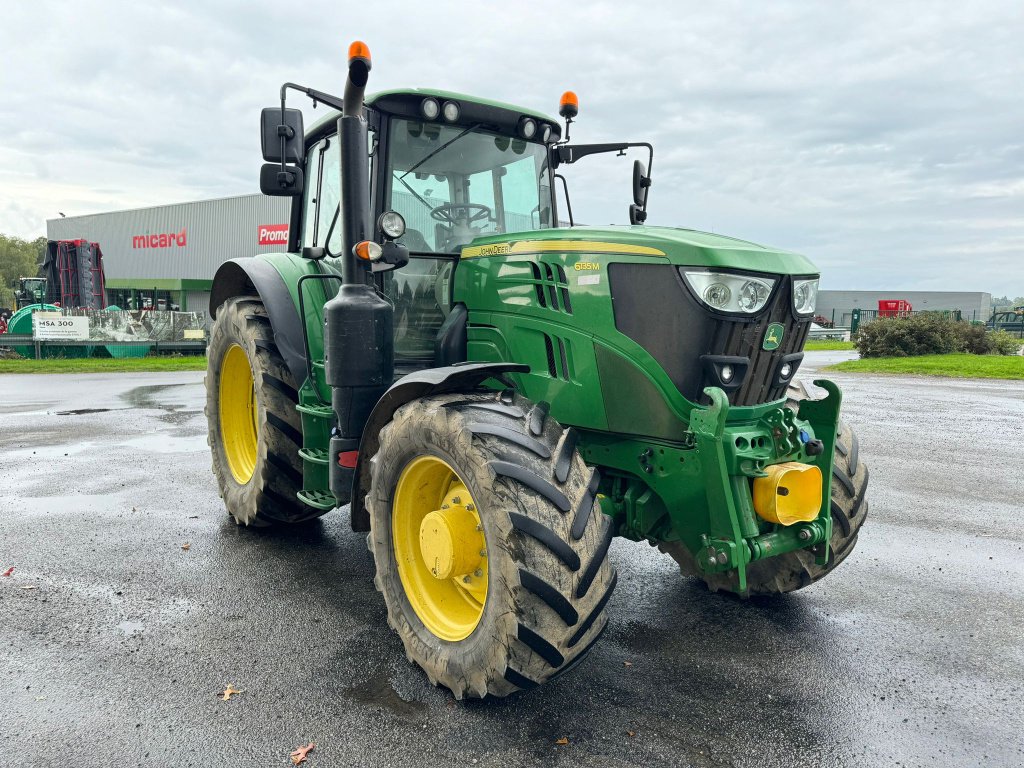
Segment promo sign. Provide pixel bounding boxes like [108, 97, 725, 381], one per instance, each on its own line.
[258, 224, 289, 246]
[32, 312, 90, 340]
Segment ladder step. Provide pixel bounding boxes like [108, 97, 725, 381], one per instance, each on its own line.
[297, 489, 336, 510]
[296, 403, 334, 418]
[298, 448, 330, 465]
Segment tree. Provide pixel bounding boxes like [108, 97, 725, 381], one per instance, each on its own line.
[0, 234, 44, 309]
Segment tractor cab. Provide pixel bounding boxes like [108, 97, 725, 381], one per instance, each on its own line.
[380, 100, 556, 253]
[288, 89, 566, 368]
[15, 277, 47, 310]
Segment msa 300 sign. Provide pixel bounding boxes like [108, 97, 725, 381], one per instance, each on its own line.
[32, 312, 89, 341]
[258, 224, 289, 246]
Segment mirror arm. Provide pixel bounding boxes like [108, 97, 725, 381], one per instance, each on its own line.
[554, 173, 574, 227]
[279, 82, 347, 114]
[551, 141, 655, 220]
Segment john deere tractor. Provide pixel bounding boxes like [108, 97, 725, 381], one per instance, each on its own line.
[206, 43, 868, 698]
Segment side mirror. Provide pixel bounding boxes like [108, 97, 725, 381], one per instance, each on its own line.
[260, 107, 305, 163]
[260, 163, 304, 197]
[632, 159, 650, 207]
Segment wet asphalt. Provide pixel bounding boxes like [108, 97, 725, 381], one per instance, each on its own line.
[1, 352, 1022, 768]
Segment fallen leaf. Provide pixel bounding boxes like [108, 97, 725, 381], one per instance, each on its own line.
[219, 684, 244, 701]
[2, 567, 13, 577]
[188, 515, 199, 519]
[19, 585, 37, 590]
[132, 507, 137, 512]
[555, 737, 569, 746]
[627, 730, 636, 737]
[623, 661, 633, 667]
[181, 542, 191, 551]
[290, 743, 315, 765]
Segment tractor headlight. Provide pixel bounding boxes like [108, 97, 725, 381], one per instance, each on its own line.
[519, 117, 537, 139]
[682, 271, 776, 314]
[793, 278, 818, 315]
[420, 97, 440, 120]
[442, 100, 460, 122]
[378, 210, 406, 240]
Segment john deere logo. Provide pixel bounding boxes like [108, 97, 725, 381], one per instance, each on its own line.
[763, 323, 784, 350]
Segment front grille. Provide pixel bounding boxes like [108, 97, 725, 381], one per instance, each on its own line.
[608, 264, 811, 407]
[710, 280, 809, 405]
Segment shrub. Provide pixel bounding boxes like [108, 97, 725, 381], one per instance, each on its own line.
[954, 322, 991, 354]
[855, 315, 1024, 357]
[854, 313, 959, 358]
[987, 330, 1024, 356]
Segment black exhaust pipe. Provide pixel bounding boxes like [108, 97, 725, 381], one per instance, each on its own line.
[324, 42, 394, 502]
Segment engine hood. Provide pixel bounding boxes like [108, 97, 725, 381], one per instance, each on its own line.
[462, 225, 818, 276]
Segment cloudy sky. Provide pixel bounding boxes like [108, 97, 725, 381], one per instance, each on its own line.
[1, 1, 1021, 294]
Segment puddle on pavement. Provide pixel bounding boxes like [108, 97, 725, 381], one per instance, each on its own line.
[348, 672, 428, 719]
[121, 383, 203, 415]
[120, 434, 208, 453]
[117, 621, 145, 636]
[13, 492, 124, 513]
[5, 440, 99, 461]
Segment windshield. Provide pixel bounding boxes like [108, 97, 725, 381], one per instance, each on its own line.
[385, 118, 553, 254]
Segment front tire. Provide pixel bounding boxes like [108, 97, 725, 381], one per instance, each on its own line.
[366, 391, 617, 698]
[205, 296, 324, 526]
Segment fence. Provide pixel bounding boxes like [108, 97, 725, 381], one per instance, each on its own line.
[0, 335, 207, 359]
[836, 308, 982, 333]
[0, 307, 208, 359]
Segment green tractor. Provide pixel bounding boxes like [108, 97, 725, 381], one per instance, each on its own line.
[15, 277, 48, 310]
[206, 43, 868, 698]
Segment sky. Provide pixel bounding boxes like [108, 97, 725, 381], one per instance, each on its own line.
[1, 1, 1021, 295]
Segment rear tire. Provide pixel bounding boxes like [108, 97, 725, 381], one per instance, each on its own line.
[366, 390, 617, 698]
[205, 296, 325, 526]
[664, 380, 869, 595]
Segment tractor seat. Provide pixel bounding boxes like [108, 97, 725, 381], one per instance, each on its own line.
[400, 228, 432, 254]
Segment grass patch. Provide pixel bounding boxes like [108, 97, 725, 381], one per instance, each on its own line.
[827, 353, 1024, 380]
[804, 339, 855, 351]
[0, 355, 207, 374]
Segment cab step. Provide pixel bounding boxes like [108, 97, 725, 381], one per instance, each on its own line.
[298, 447, 330, 465]
[297, 489, 336, 510]
[296, 403, 334, 418]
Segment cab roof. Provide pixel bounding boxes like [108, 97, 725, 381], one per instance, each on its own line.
[304, 88, 560, 140]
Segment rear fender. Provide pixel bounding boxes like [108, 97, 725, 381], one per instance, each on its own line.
[349, 362, 529, 531]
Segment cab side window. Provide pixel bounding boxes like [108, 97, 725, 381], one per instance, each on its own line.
[301, 136, 343, 255]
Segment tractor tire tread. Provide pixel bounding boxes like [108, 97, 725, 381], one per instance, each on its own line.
[365, 390, 616, 698]
[205, 296, 327, 527]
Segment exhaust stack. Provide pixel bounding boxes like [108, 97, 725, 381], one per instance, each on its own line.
[324, 41, 394, 503]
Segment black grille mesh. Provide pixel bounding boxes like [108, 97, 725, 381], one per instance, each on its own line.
[708, 280, 809, 405]
[608, 264, 811, 408]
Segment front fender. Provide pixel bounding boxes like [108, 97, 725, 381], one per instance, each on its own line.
[210, 255, 322, 387]
[348, 362, 529, 531]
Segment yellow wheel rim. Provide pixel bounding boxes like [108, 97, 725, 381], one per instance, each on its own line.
[219, 343, 258, 484]
[392, 455, 488, 641]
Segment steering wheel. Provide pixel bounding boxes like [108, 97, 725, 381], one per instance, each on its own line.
[430, 202, 492, 225]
